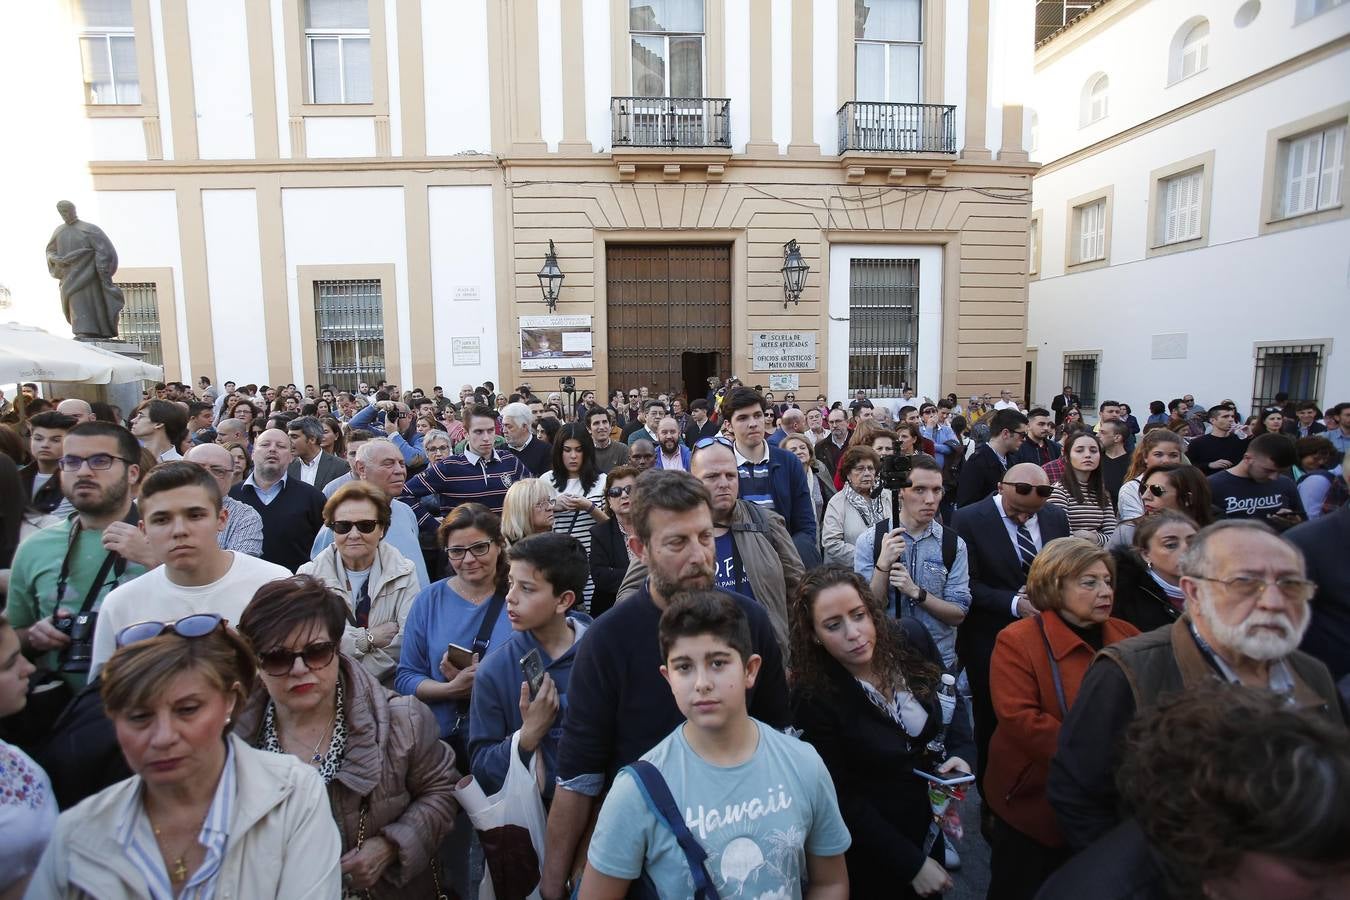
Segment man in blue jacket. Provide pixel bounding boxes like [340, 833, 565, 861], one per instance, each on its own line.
[720, 386, 820, 567]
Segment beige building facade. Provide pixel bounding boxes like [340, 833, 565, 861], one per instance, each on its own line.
[8, 0, 1037, 403]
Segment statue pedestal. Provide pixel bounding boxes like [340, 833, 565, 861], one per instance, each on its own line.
[47, 341, 150, 422]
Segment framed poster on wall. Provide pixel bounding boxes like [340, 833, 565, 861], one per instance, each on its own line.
[520, 315, 593, 371]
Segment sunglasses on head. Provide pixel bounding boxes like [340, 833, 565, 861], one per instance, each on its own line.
[331, 519, 380, 535]
[1001, 482, 1054, 498]
[606, 484, 634, 497]
[257, 640, 338, 677]
[693, 436, 735, 451]
[116, 613, 223, 649]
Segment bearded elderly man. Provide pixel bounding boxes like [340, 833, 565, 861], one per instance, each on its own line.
[1049, 520, 1344, 850]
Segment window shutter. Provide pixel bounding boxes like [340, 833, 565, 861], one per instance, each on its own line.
[1163, 178, 1181, 244]
[1318, 124, 1345, 210]
[1285, 133, 1322, 217]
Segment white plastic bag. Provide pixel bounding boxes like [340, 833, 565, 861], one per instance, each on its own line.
[455, 730, 548, 900]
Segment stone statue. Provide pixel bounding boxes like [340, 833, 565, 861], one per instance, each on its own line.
[45, 200, 126, 341]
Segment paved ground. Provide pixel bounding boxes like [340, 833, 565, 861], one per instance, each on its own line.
[948, 792, 992, 900]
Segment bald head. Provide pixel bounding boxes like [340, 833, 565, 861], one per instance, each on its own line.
[781, 408, 805, 433]
[998, 462, 1051, 521]
[216, 418, 246, 446]
[251, 428, 293, 484]
[186, 443, 235, 497]
[56, 398, 94, 423]
[1005, 462, 1048, 484]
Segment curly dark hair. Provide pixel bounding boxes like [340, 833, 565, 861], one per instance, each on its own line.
[788, 566, 939, 701]
[1118, 683, 1350, 896]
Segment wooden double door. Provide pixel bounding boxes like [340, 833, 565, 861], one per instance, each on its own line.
[605, 244, 732, 402]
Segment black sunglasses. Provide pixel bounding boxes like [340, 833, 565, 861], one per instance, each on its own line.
[257, 641, 338, 677]
[331, 519, 380, 535]
[606, 484, 634, 498]
[1001, 482, 1054, 498]
[117, 613, 223, 649]
[693, 436, 735, 451]
[1142, 483, 1169, 497]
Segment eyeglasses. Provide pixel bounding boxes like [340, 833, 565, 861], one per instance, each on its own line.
[332, 519, 380, 535]
[116, 613, 223, 649]
[1011, 430, 1029, 439]
[447, 540, 494, 561]
[1142, 484, 1169, 498]
[606, 484, 634, 498]
[57, 453, 136, 472]
[693, 436, 735, 452]
[1001, 482, 1054, 498]
[1190, 575, 1316, 602]
[257, 640, 338, 677]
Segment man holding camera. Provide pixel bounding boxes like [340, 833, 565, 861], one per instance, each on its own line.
[7, 422, 158, 690]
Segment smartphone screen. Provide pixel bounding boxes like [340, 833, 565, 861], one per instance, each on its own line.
[520, 648, 545, 698]
[912, 768, 975, 787]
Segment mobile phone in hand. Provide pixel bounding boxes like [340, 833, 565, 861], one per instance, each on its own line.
[520, 648, 545, 698]
[446, 643, 475, 670]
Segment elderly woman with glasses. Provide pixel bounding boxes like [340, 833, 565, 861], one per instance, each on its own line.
[30, 615, 341, 898]
[822, 446, 891, 568]
[500, 477, 556, 546]
[234, 577, 457, 899]
[297, 482, 419, 687]
[421, 429, 452, 465]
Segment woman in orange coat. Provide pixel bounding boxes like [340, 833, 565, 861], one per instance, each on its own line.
[985, 538, 1140, 900]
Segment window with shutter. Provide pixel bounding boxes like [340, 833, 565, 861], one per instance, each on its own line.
[1077, 200, 1105, 262]
[1160, 169, 1203, 245]
[1319, 124, 1344, 209]
[1279, 124, 1346, 219]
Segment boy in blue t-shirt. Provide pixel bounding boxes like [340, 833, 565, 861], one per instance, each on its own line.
[581, 591, 850, 899]
[468, 532, 591, 800]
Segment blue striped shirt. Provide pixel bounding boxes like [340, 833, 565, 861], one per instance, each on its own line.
[733, 443, 774, 510]
[120, 740, 237, 899]
[399, 449, 529, 530]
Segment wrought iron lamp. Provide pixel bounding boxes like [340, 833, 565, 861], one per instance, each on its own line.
[781, 239, 809, 307]
[537, 240, 564, 312]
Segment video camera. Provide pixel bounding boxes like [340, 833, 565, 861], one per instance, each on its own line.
[558, 376, 576, 392]
[875, 453, 913, 525]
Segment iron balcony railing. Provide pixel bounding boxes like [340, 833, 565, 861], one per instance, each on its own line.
[837, 101, 957, 154]
[611, 96, 731, 148]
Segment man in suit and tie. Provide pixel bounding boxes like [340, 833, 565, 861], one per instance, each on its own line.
[1051, 385, 1080, 426]
[953, 462, 1071, 804]
[286, 415, 350, 492]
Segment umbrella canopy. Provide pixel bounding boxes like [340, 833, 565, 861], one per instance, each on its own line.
[0, 322, 163, 385]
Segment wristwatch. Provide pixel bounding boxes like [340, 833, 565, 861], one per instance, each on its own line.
[356, 631, 372, 654]
[915, 588, 929, 605]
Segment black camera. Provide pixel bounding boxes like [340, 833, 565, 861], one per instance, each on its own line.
[559, 376, 576, 392]
[876, 454, 914, 524]
[56, 610, 98, 673]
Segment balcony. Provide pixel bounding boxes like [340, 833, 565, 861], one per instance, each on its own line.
[837, 101, 957, 154]
[611, 96, 731, 149]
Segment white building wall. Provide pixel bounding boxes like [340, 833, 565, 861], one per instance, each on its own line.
[422, 0, 491, 155]
[304, 117, 378, 157]
[270, 0, 291, 158]
[428, 185, 500, 388]
[582, 0, 612, 152]
[188, 0, 255, 160]
[201, 190, 270, 384]
[725, 0, 750, 154]
[149, 0, 176, 159]
[944, 0, 968, 152]
[812, 0, 838, 154]
[384, 0, 403, 157]
[96, 191, 190, 377]
[537, 0, 564, 152]
[88, 119, 149, 161]
[281, 187, 411, 385]
[771, 1, 792, 153]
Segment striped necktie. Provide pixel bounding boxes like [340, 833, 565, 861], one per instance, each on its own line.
[1016, 523, 1038, 574]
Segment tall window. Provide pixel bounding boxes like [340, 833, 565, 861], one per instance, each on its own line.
[855, 0, 922, 103]
[1177, 20, 1209, 80]
[1062, 353, 1100, 409]
[1277, 123, 1345, 219]
[77, 0, 140, 104]
[848, 259, 918, 397]
[1158, 168, 1203, 245]
[306, 0, 372, 104]
[315, 280, 385, 388]
[1073, 199, 1106, 264]
[1080, 73, 1108, 126]
[117, 282, 162, 367]
[1252, 343, 1327, 410]
[629, 1, 704, 97]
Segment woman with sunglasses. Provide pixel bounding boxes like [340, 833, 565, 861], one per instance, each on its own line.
[1110, 463, 1214, 549]
[822, 447, 890, 568]
[234, 576, 456, 899]
[1117, 429, 1186, 521]
[539, 424, 608, 611]
[501, 477, 555, 545]
[1110, 510, 1200, 633]
[587, 464, 639, 617]
[31, 615, 342, 898]
[985, 539, 1138, 899]
[297, 482, 419, 687]
[1048, 433, 1118, 547]
[0, 611, 56, 899]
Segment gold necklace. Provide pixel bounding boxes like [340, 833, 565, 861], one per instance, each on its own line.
[151, 812, 208, 884]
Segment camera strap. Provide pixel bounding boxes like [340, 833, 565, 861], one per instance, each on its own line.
[54, 505, 139, 618]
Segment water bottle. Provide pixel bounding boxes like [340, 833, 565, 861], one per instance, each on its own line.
[925, 673, 959, 761]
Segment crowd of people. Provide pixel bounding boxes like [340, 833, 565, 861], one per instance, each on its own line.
[0, 373, 1347, 899]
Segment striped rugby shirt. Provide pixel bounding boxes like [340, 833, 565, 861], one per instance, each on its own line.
[401, 448, 529, 530]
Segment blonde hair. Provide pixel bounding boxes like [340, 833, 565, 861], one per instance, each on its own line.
[1025, 537, 1116, 613]
[500, 477, 553, 545]
[101, 628, 256, 726]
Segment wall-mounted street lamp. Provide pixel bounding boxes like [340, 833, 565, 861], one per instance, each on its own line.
[781, 239, 808, 307]
[537, 239, 564, 312]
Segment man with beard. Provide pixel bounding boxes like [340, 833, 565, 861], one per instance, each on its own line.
[1049, 520, 1342, 850]
[538, 470, 790, 900]
[7, 422, 157, 689]
[652, 416, 690, 471]
[229, 427, 325, 571]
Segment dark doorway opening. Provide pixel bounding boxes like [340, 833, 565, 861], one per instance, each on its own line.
[681, 351, 721, 408]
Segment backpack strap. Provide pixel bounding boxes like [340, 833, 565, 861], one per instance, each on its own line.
[941, 525, 958, 572]
[741, 499, 768, 531]
[623, 761, 721, 900]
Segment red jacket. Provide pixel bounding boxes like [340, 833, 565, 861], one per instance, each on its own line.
[985, 611, 1139, 847]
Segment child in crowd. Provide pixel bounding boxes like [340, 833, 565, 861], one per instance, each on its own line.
[581, 591, 851, 899]
[468, 532, 591, 800]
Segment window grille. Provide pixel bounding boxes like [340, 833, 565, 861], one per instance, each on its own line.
[1062, 352, 1100, 410]
[315, 279, 385, 390]
[117, 282, 162, 372]
[1252, 344, 1326, 412]
[849, 258, 918, 397]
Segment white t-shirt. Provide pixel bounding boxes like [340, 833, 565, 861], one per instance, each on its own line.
[89, 551, 291, 676]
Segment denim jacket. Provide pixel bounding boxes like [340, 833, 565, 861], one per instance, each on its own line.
[853, 519, 971, 668]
